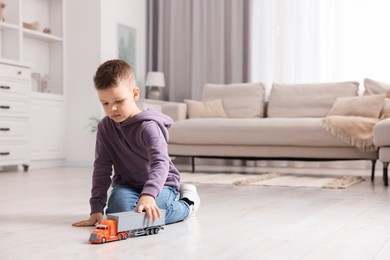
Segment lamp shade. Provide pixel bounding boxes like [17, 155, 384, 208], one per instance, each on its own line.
[145, 72, 165, 87]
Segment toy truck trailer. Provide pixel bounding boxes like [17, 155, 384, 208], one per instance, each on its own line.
[89, 210, 166, 244]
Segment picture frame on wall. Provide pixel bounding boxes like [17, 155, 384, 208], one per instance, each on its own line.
[117, 24, 136, 74]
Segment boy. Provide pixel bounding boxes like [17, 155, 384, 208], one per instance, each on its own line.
[72, 59, 200, 227]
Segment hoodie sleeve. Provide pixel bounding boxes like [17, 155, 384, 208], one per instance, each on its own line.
[89, 128, 113, 214]
[140, 121, 170, 198]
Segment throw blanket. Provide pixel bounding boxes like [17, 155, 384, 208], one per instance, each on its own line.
[321, 115, 379, 152]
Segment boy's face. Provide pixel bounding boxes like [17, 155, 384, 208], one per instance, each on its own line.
[97, 78, 140, 123]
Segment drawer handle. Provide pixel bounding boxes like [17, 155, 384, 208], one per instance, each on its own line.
[0, 85, 10, 90]
[0, 128, 10, 131]
[0, 152, 10, 156]
[0, 106, 10, 109]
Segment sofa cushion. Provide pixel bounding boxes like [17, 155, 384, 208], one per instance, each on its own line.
[364, 78, 390, 97]
[202, 83, 265, 118]
[168, 118, 349, 147]
[267, 81, 359, 118]
[184, 99, 227, 119]
[327, 94, 386, 118]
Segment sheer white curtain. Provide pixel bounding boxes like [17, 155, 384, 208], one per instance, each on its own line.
[251, 0, 390, 97]
[340, 0, 390, 84]
[251, 0, 343, 96]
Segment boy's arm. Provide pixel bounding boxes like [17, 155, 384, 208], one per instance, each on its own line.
[90, 131, 114, 215]
[134, 121, 170, 221]
[140, 121, 170, 199]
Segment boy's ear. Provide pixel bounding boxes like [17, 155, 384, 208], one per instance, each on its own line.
[133, 87, 140, 101]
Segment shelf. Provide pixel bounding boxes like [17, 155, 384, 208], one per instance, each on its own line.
[0, 22, 19, 31]
[23, 28, 62, 42]
[0, 58, 31, 68]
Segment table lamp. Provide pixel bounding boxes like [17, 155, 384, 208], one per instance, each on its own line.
[146, 72, 165, 100]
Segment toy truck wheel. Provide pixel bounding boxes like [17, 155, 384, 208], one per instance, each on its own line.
[146, 229, 151, 235]
[124, 233, 129, 239]
[101, 237, 106, 244]
[118, 234, 122, 240]
[154, 228, 159, 234]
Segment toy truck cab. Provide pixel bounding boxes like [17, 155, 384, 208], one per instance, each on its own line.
[89, 220, 129, 244]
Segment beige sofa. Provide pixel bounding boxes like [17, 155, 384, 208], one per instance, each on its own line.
[162, 79, 390, 184]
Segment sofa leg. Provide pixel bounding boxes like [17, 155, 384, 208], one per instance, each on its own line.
[371, 159, 377, 182]
[384, 162, 389, 187]
[191, 157, 195, 173]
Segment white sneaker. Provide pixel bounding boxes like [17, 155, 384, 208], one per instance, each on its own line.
[180, 184, 200, 218]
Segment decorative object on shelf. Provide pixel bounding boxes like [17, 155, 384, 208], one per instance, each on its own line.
[0, 2, 6, 22]
[23, 21, 40, 31]
[40, 75, 51, 93]
[31, 73, 40, 92]
[145, 72, 165, 100]
[43, 28, 51, 34]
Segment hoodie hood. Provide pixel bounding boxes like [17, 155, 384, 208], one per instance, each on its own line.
[115, 109, 173, 141]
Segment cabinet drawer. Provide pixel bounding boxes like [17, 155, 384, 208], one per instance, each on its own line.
[0, 120, 28, 140]
[0, 144, 28, 162]
[0, 63, 31, 80]
[0, 99, 29, 117]
[0, 79, 29, 96]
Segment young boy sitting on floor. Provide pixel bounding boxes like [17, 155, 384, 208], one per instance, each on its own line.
[72, 59, 200, 227]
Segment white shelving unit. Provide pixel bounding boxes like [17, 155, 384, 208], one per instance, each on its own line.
[0, 0, 65, 168]
[0, 0, 64, 95]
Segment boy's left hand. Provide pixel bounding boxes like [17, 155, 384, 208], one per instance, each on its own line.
[136, 194, 161, 222]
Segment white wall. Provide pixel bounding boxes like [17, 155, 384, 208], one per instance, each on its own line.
[65, 0, 147, 166]
[101, 0, 147, 97]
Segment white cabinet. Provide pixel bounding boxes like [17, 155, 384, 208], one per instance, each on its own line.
[0, 61, 31, 171]
[30, 93, 65, 162]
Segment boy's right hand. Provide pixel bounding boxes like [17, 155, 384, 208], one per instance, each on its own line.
[72, 213, 103, 227]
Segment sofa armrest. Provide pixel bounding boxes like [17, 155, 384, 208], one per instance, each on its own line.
[373, 118, 390, 147]
[162, 102, 187, 121]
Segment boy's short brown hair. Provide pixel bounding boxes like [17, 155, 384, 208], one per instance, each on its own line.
[94, 59, 134, 90]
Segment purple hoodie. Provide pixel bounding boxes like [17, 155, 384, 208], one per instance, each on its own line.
[89, 109, 181, 214]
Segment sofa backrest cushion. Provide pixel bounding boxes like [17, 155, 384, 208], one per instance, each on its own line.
[364, 78, 390, 97]
[202, 83, 266, 118]
[364, 78, 390, 118]
[184, 99, 227, 118]
[267, 81, 359, 118]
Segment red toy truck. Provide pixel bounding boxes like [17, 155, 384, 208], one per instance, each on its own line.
[89, 210, 166, 244]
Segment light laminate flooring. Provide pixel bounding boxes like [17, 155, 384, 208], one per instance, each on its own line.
[1, 166, 390, 259]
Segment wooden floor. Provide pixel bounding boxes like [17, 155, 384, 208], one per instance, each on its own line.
[1, 165, 390, 259]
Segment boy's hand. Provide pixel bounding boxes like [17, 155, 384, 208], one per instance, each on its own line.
[136, 194, 161, 222]
[72, 212, 103, 227]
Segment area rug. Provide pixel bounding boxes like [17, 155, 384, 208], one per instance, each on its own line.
[180, 172, 365, 189]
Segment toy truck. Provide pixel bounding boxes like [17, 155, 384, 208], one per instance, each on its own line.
[89, 210, 166, 244]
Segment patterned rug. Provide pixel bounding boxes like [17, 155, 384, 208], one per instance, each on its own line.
[180, 172, 365, 189]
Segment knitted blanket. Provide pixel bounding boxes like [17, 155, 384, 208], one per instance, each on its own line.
[321, 115, 379, 152]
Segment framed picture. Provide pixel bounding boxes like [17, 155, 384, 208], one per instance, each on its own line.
[117, 24, 136, 74]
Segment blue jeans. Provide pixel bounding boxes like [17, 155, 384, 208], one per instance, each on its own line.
[106, 184, 190, 224]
